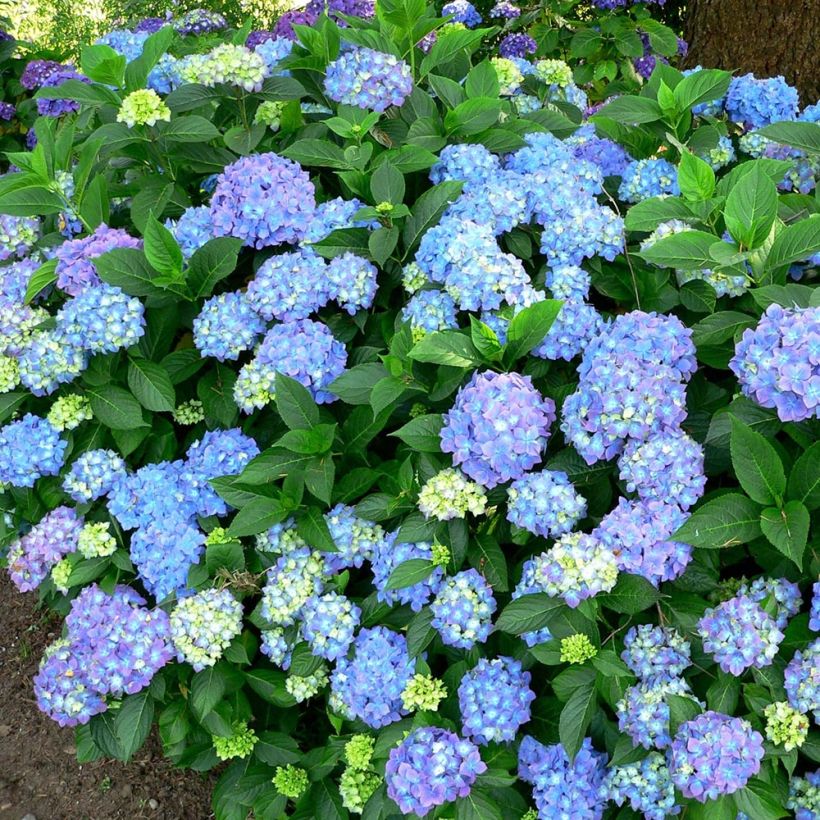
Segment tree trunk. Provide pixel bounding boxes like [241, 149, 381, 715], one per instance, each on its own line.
[683, 0, 820, 103]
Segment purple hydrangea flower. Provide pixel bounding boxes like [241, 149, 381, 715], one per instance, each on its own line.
[36, 67, 91, 117]
[605, 752, 679, 820]
[499, 33, 537, 59]
[166, 205, 213, 259]
[324, 48, 413, 112]
[21, 59, 64, 90]
[430, 568, 496, 649]
[327, 252, 378, 314]
[174, 8, 227, 36]
[617, 677, 698, 749]
[621, 624, 691, 682]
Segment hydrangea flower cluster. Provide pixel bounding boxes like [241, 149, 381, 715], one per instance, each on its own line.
[372, 535, 444, 611]
[605, 753, 679, 820]
[300, 592, 361, 660]
[430, 569, 496, 649]
[730, 304, 820, 422]
[193, 291, 266, 361]
[170, 588, 244, 670]
[0, 214, 39, 261]
[324, 48, 413, 112]
[62, 449, 126, 502]
[618, 158, 680, 202]
[417, 467, 488, 520]
[668, 711, 764, 801]
[785, 639, 820, 721]
[506, 469, 587, 537]
[617, 676, 698, 749]
[36, 67, 90, 117]
[621, 624, 691, 682]
[789, 770, 820, 818]
[440, 372, 555, 488]
[725, 73, 800, 129]
[499, 33, 537, 59]
[458, 656, 535, 744]
[441, 0, 482, 26]
[385, 727, 486, 816]
[117, 89, 171, 127]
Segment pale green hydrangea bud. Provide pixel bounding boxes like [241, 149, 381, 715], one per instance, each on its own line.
[47, 394, 92, 431]
[491, 57, 524, 96]
[534, 59, 573, 86]
[173, 399, 205, 425]
[345, 734, 375, 770]
[339, 768, 381, 814]
[0, 355, 20, 392]
[765, 701, 809, 751]
[198, 44, 268, 93]
[286, 667, 329, 703]
[521, 810, 538, 820]
[255, 100, 285, 131]
[117, 89, 171, 128]
[401, 262, 427, 294]
[417, 468, 488, 521]
[213, 720, 258, 760]
[431, 541, 451, 567]
[77, 521, 117, 559]
[233, 360, 276, 413]
[273, 764, 309, 800]
[401, 673, 447, 711]
[205, 526, 230, 546]
[409, 402, 427, 418]
[560, 634, 597, 664]
[51, 557, 73, 594]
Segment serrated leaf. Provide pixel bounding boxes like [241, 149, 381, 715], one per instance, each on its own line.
[599, 573, 661, 614]
[729, 417, 785, 505]
[127, 357, 176, 413]
[496, 594, 565, 635]
[760, 501, 810, 568]
[673, 493, 762, 549]
[391, 414, 443, 452]
[275, 373, 320, 430]
[503, 300, 562, 362]
[385, 558, 434, 590]
[558, 680, 596, 761]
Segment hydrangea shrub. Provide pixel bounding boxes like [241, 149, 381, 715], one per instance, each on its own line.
[1, 3, 819, 819]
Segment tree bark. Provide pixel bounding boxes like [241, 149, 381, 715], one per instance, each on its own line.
[684, 0, 820, 103]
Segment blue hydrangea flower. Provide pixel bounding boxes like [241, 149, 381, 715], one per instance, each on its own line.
[129, 520, 206, 601]
[618, 432, 706, 509]
[0, 214, 39, 261]
[442, 0, 482, 26]
[17, 330, 88, 396]
[621, 624, 691, 682]
[668, 711, 764, 801]
[519, 735, 607, 818]
[566, 124, 631, 177]
[169, 587, 243, 670]
[506, 469, 587, 538]
[430, 144, 501, 190]
[618, 158, 680, 203]
[331, 626, 414, 728]
[166, 206, 213, 259]
[443, 171, 530, 235]
[789, 769, 820, 818]
[323, 503, 385, 573]
[725, 73, 799, 129]
[261, 547, 326, 626]
[193, 291, 267, 361]
[499, 32, 536, 59]
[605, 752, 680, 820]
[729, 304, 819, 422]
[430, 568, 496, 649]
[95, 29, 150, 61]
[324, 48, 413, 112]
[698, 593, 784, 676]
[260, 626, 294, 669]
[737, 576, 802, 630]
[785, 639, 820, 721]
[62, 449, 127, 503]
[617, 677, 699, 749]
[210, 152, 315, 248]
[300, 592, 361, 660]
[254, 36, 294, 72]
[7, 506, 82, 592]
[246, 248, 331, 321]
[811, 583, 820, 632]
[371, 534, 444, 611]
[544, 264, 591, 300]
[385, 727, 486, 816]
[402, 290, 459, 339]
[534, 300, 603, 361]
[303, 196, 369, 243]
[174, 8, 228, 35]
[36, 67, 91, 117]
[595, 498, 692, 586]
[55, 283, 145, 354]
[0, 414, 67, 488]
[458, 656, 535, 744]
[327, 252, 378, 314]
[512, 558, 554, 647]
[440, 371, 555, 488]
[235, 318, 347, 411]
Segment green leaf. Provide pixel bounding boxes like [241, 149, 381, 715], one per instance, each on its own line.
[470, 534, 508, 592]
[558, 680, 596, 761]
[667, 693, 702, 736]
[206, 540, 245, 574]
[465, 61, 500, 99]
[760, 501, 810, 568]
[190, 665, 233, 720]
[445, 97, 501, 135]
[692, 311, 756, 346]
[370, 162, 405, 205]
[788, 442, 820, 510]
[729, 417, 786, 506]
[24, 258, 58, 304]
[87, 385, 148, 430]
[391, 414, 443, 453]
[496, 594, 565, 635]
[385, 558, 434, 590]
[706, 672, 741, 714]
[757, 121, 820, 155]
[125, 25, 173, 92]
[93, 247, 166, 297]
[143, 213, 183, 278]
[296, 507, 337, 553]
[678, 150, 716, 201]
[80, 44, 126, 87]
[165, 83, 223, 112]
[503, 300, 563, 362]
[724, 163, 778, 249]
[624, 196, 693, 232]
[402, 181, 463, 255]
[114, 691, 154, 761]
[454, 788, 504, 820]
[599, 574, 661, 614]
[673, 493, 763, 549]
[680, 279, 717, 313]
[329, 363, 388, 404]
[186, 237, 243, 299]
[593, 96, 663, 124]
[408, 331, 483, 368]
[276, 424, 336, 455]
[765, 215, 820, 273]
[281, 139, 350, 169]
[638, 229, 717, 269]
[673, 68, 732, 111]
[734, 778, 790, 819]
[275, 373, 320, 430]
[419, 27, 485, 76]
[227, 497, 288, 537]
[161, 115, 220, 143]
[79, 174, 109, 229]
[127, 358, 176, 413]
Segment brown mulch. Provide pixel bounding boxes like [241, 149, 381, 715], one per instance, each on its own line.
[0, 573, 215, 820]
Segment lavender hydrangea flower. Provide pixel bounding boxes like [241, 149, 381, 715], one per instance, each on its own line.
[534, 299, 603, 361]
[440, 371, 555, 488]
[519, 735, 607, 818]
[430, 143, 501, 190]
[193, 291, 267, 361]
[785, 639, 820, 721]
[621, 624, 691, 682]
[210, 152, 315, 248]
[174, 8, 227, 36]
[490, 0, 520, 17]
[0, 214, 39, 261]
[458, 656, 535, 744]
[54, 224, 142, 296]
[729, 304, 819, 422]
[327, 253, 378, 314]
[430, 569, 496, 649]
[323, 503, 385, 573]
[506, 469, 587, 538]
[7, 506, 82, 592]
[331, 627, 414, 728]
[386, 727, 486, 816]
[402, 290, 459, 339]
[21, 59, 63, 90]
[668, 711, 764, 801]
[95, 29, 150, 62]
[0, 414, 67, 488]
[511, 558, 553, 647]
[617, 677, 699, 749]
[16, 330, 88, 396]
[605, 752, 680, 820]
[499, 33, 536, 59]
[324, 48, 413, 112]
[738, 576, 801, 630]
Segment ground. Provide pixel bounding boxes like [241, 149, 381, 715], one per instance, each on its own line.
[0, 573, 215, 820]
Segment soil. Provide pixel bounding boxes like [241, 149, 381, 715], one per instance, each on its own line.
[0, 573, 215, 820]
